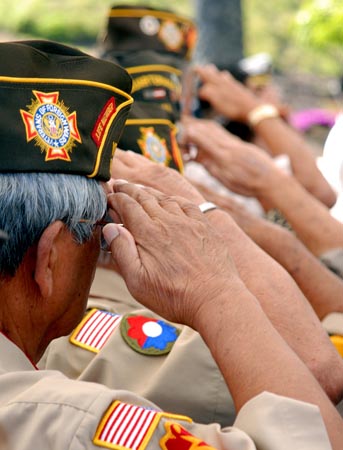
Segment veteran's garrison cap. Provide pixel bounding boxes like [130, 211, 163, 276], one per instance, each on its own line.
[0, 40, 133, 181]
[113, 51, 184, 172]
[119, 101, 184, 172]
[100, 5, 197, 61]
[119, 50, 183, 119]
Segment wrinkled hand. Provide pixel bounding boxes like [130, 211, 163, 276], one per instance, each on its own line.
[194, 64, 260, 121]
[111, 148, 205, 204]
[103, 181, 238, 328]
[191, 180, 261, 232]
[181, 116, 282, 198]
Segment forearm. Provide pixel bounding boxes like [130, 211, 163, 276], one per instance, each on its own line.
[251, 116, 336, 207]
[206, 208, 343, 403]
[260, 173, 343, 255]
[194, 279, 343, 448]
[250, 220, 343, 318]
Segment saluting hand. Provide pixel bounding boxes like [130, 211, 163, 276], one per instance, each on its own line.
[103, 181, 239, 329]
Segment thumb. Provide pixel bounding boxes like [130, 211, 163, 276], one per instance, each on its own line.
[102, 224, 141, 283]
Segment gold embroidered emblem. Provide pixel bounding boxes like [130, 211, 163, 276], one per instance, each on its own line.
[137, 126, 171, 165]
[20, 90, 81, 161]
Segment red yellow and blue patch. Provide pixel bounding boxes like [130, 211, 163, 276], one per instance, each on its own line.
[120, 314, 180, 356]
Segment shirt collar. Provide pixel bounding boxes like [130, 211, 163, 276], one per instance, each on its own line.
[0, 332, 36, 372]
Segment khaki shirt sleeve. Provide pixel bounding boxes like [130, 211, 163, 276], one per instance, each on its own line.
[0, 361, 254, 450]
[3, 374, 331, 450]
[233, 391, 332, 450]
[40, 268, 236, 427]
[1, 333, 251, 450]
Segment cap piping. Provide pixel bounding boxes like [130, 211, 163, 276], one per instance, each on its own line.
[108, 8, 194, 26]
[88, 98, 133, 178]
[0, 76, 133, 102]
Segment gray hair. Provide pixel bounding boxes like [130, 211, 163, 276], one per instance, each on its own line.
[0, 173, 106, 276]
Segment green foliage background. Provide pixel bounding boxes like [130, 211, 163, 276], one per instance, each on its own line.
[0, 0, 342, 76]
[245, 0, 343, 76]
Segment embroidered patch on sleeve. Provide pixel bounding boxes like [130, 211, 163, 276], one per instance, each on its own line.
[120, 314, 180, 356]
[94, 401, 192, 450]
[160, 422, 216, 450]
[70, 308, 122, 353]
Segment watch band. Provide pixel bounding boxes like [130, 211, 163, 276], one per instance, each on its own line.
[247, 103, 280, 127]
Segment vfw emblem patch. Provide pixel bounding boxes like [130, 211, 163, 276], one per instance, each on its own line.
[138, 126, 171, 165]
[20, 90, 81, 161]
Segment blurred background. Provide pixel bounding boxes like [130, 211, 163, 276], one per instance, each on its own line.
[1, 0, 342, 148]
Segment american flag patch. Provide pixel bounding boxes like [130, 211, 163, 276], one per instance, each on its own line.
[93, 401, 160, 450]
[70, 308, 122, 353]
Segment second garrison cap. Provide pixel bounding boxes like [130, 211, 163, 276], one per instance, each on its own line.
[119, 101, 184, 172]
[0, 40, 133, 181]
[100, 5, 197, 61]
[120, 50, 183, 119]
[113, 51, 185, 172]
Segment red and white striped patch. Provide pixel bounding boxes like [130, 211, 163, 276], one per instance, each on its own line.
[70, 308, 122, 353]
[93, 401, 160, 450]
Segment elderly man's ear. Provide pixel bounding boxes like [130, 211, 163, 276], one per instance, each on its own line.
[34, 221, 66, 299]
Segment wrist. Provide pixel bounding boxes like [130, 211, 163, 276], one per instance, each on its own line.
[247, 103, 280, 127]
[255, 169, 290, 205]
[192, 276, 252, 333]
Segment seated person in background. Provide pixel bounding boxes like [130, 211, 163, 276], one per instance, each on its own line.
[185, 63, 336, 208]
[2, 39, 342, 449]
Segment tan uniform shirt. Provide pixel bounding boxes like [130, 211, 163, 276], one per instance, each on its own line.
[0, 333, 332, 450]
[41, 268, 236, 427]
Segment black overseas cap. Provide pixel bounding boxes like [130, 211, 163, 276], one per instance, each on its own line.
[119, 101, 184, 173]
[0, 40, 133, 181]
[100, 5, 197, 61]
[111, 51, 185, 173]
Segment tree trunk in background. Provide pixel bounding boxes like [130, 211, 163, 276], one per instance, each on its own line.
[193, 0, 243, 67]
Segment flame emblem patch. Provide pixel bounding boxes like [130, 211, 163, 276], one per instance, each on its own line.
[20, 90, 81, 161]
[160, 422, 216, 450]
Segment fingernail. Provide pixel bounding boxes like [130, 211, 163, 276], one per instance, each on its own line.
[135, 183, 145, 188]
[103, 223, 120, 246]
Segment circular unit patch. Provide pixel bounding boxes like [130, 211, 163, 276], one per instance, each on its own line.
[120, 314, 180, 355]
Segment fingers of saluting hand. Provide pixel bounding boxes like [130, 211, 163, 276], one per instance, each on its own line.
[114, 148, 149, 168]
[107, 181, 204, 227]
